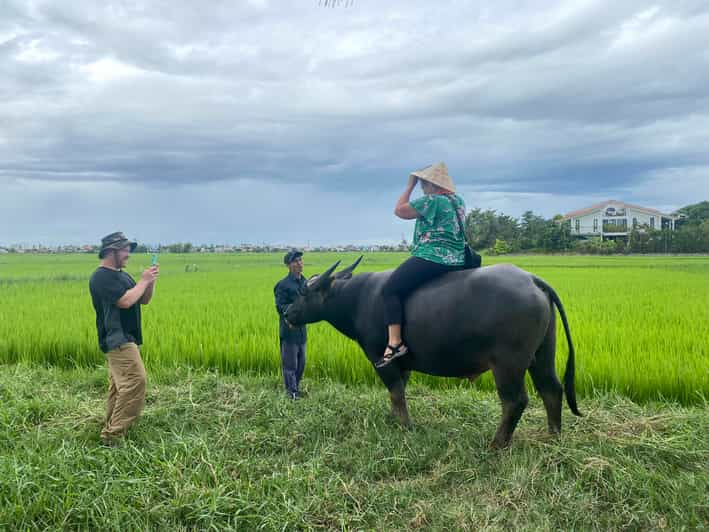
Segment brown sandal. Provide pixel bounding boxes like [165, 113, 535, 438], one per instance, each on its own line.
[375, 341, 409, 368]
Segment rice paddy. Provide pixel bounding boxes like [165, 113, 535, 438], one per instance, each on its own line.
[1, 252, 707, 405]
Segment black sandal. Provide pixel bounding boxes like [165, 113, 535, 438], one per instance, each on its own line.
[375, 342, 409, 368]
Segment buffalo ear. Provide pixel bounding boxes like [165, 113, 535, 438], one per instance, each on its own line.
[333, 255, 363, 281]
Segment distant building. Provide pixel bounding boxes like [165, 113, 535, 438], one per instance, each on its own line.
[563, 200, 678, 239]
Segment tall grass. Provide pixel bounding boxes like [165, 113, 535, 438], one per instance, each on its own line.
[1, 365, 706, 530]
[1, 253, 707, 404]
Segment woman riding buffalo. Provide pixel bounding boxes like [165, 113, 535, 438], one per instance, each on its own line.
[376, 162, 468, 368]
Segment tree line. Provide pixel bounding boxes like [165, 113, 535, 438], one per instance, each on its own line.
[464, 201, 709, 254]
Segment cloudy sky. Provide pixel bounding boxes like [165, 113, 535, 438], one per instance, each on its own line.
[2, 0, 708, 246]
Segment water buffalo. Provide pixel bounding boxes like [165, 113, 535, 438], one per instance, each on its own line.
[284, 256, 581, 448]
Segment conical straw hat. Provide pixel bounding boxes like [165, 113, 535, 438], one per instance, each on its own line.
[411, 162, 456, 193]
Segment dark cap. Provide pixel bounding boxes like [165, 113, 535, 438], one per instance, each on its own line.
[283, 249, 303, 265]
[99, 232, 137, 258]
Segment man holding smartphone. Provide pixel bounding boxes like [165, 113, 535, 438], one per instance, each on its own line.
[89, 232, 159, 445]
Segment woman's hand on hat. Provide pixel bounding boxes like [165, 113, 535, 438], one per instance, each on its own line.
[407, 174, 419, 188]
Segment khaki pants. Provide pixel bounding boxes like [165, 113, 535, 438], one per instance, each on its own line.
[101, 342, 146, 442]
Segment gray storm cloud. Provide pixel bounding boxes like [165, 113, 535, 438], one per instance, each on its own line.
[1, 0, 708, 244]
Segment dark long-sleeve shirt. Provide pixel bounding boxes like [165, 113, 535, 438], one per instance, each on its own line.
[274, 273, 307, 344]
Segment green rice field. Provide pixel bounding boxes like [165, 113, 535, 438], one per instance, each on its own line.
[1, 252, 707, 405]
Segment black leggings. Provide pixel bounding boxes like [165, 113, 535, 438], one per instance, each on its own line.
[382, 256, 463, 326]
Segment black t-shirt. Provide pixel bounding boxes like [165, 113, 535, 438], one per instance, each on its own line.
[89, 267, 142, 353]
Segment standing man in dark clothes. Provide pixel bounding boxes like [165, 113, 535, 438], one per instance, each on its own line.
[89, 232, 158, 445]
[274, 250, 307, 400]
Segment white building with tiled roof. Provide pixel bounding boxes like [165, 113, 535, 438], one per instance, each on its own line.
[562, 200, 678, 239]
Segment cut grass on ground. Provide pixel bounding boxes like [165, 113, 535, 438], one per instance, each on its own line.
[1, 364, 707, 530]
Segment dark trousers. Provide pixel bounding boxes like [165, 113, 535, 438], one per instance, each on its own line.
[382, 256, 463, 325]
[280, 341, 306, 394]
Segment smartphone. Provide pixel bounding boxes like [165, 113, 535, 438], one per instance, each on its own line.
[151, 254, 158, 266]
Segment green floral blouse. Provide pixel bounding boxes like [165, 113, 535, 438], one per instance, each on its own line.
[409, 193, 466, 266]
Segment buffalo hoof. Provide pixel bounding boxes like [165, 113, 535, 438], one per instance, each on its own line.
[489, 437, 512, 450]
[391, 410, 412, 429]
